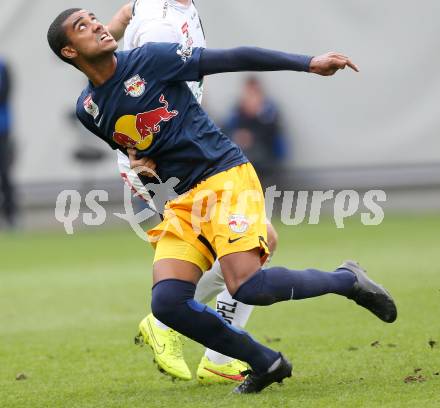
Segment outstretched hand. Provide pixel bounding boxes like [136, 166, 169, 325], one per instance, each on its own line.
[309, 52, 359, 76]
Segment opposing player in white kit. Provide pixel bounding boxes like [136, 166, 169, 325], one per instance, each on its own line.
[108, 0, 279, 384]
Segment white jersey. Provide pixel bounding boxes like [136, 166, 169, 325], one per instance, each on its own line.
[125, 0, 206, 103]
[117, 0, 206, 204]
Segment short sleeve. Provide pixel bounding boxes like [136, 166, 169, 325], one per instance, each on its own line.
[76, 95, 119, 150]
[145, 42, 203, 83]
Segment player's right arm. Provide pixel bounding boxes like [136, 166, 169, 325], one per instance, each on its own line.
[107, 2, 133, 41]
[76, 95, 119, 150]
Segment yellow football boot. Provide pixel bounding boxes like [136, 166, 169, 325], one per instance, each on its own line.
[135, 314, 192, 381]
[197, 356, 248, 384]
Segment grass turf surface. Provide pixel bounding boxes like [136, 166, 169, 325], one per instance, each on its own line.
[1, 215, 439, 407]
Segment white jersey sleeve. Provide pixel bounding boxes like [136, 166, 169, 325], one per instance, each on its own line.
[117, 149, 156, 209]
[135, 19, 180, 46]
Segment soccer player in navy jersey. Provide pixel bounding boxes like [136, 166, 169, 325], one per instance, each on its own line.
[107, 1, 273, 383]
[47, 8, 397, 394]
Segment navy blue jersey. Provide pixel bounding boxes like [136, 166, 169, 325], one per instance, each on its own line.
[76, 42, 247, 195]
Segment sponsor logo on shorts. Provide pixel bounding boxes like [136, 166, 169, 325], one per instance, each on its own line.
[228, 237, 244, 244]
[228, 214, 249, 234]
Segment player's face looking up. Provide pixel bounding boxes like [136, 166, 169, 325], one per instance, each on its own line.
[61, 10, 118, 65]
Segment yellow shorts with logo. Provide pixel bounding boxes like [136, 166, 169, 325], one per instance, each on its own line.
[148, 162, 269, 272]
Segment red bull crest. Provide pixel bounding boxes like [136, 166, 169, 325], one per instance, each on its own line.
[124, 74, 146, 97]
[112, 94, 178, 151]
[228, 214, 250, 234]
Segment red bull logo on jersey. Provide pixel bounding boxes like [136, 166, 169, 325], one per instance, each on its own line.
[113, 94, 178, 151]
[124, 74, 146, 97]
[228, 214, 250, 234]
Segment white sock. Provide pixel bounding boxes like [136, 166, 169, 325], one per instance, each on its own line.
[205, 349, 235, 366]
[205, 288, 254, 365]
[155, 317, 170, 331]
[194, 259, 226, 304]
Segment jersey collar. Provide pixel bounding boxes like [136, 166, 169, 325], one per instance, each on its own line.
[88, 52, 125, 91]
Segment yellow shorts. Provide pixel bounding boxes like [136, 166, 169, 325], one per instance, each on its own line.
[148, 162, 269, 271]
[154, 233, 212, 273]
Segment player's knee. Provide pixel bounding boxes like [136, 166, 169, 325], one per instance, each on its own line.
[267, 222, 278, 253]
[151, 284, 176, 326]
[220, 249, 262, 294]
[151, 279, 196, 327]
[233, 269, 277, 306]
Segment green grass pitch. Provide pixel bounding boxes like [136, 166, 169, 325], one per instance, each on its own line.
[1, 214, 439, 407]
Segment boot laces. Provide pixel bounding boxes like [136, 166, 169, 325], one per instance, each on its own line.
[168, 330, 184, 359]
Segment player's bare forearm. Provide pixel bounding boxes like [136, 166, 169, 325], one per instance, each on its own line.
[199, 47, 359, 77]
[107, 2, 132, 41]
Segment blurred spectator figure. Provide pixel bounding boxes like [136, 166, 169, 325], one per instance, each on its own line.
[224, 76, 289, 190]
[0, 57, 16, 229]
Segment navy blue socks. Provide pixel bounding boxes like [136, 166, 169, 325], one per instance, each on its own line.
[151, 268, 356, 373]
[151, 279, 279, 374]
[233, 267, 356, 306]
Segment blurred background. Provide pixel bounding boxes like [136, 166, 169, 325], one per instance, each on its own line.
[0, 0, 439, 230]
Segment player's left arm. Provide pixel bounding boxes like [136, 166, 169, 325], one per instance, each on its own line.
[199, 48, 359, 77]
[107, 2, 133, 41]
[147, 42, 358, 85]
